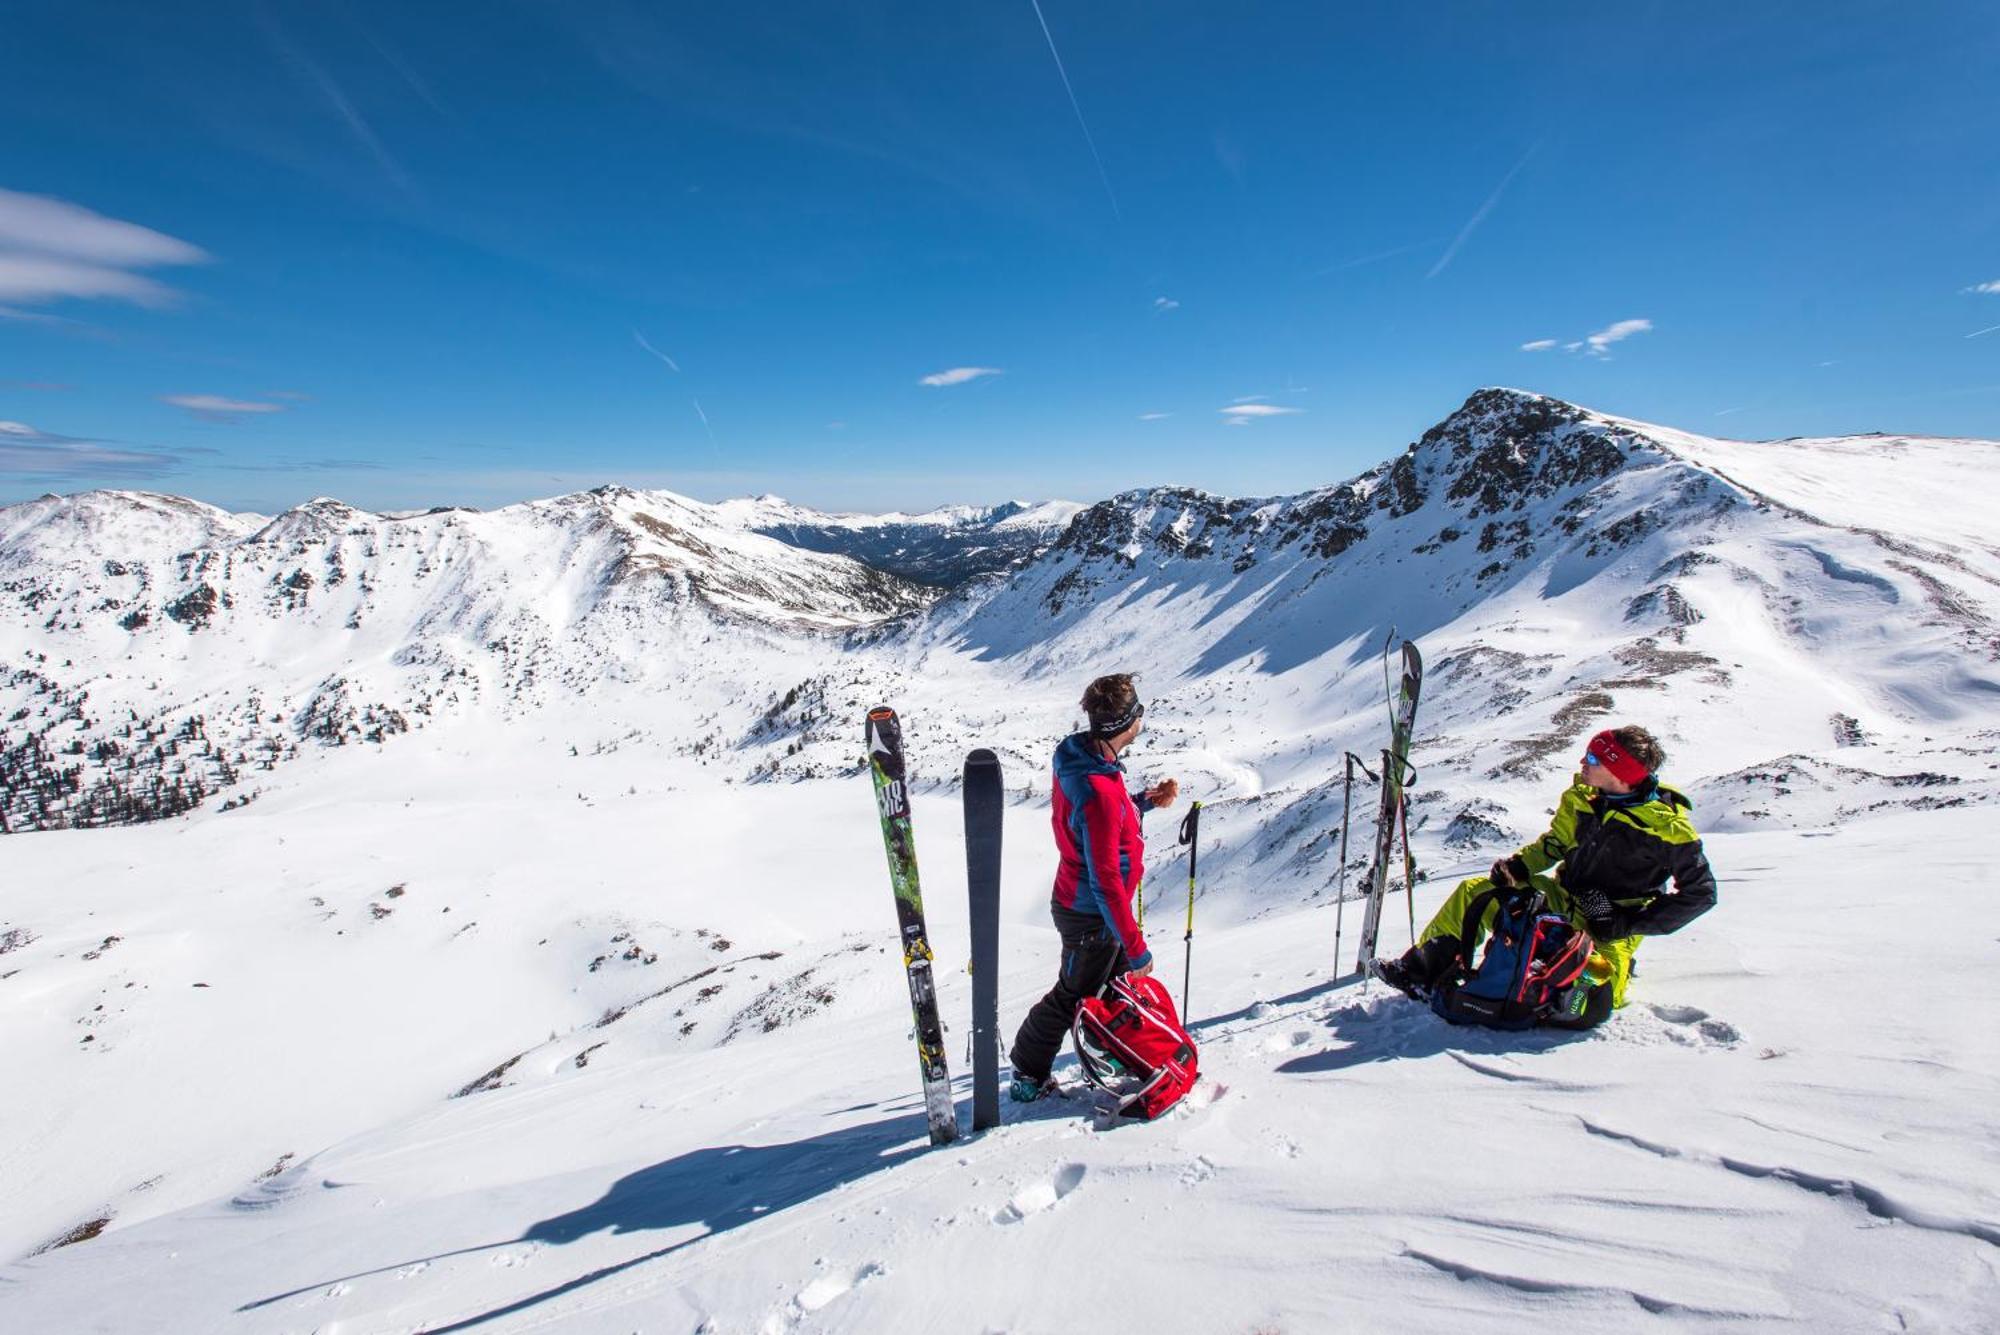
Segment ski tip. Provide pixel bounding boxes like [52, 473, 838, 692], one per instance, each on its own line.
[866, 705, 896, 722]
[964, 747, 999, 766]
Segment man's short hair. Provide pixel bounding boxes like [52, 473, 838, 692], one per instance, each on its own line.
[1081, 673, 1140, 736]
[1611, 725, 1665, 773]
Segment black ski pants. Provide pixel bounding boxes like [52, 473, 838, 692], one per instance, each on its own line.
[1009, 904, 1130, 1082]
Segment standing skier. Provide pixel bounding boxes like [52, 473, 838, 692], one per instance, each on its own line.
[1007, 673, 1179, 1101]
[1374, 725, 1716, 1014]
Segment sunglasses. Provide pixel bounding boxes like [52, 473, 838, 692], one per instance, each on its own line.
[1581, 752, 1602, 768]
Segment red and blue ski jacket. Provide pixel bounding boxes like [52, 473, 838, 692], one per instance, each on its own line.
[1051, 731, 1154, 969]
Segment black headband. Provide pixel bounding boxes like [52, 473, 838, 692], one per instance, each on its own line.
[1089, 700, 1144, 739]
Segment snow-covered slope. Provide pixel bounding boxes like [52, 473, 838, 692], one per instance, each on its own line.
[0, 484, 934, 829]
[3, 390, 1998, 1330]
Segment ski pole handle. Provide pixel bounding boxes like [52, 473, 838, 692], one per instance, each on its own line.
[1178, 800, 1201, 1016]
[1179, 800, 1201, 935]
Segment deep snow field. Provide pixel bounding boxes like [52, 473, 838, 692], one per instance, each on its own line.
[4, 392, 1999, 1331]
[3, 718, 1996, 1333]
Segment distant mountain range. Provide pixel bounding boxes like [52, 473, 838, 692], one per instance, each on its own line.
[3, 387, 1996, 833]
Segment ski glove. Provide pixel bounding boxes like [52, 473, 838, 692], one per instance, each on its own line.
[1566, 883, 1620, 939]
[1489, 855, 1529, 888]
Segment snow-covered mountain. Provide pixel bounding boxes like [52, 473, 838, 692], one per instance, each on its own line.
[0, 483, 936, 829]
[4, 389, 1998, 1331]
[719, 495, 1083, 587]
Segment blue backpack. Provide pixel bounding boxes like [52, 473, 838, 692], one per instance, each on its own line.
[1429, 887, 1603, 1030]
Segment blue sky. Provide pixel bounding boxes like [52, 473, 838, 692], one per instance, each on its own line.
[2, 2, 1996, 513]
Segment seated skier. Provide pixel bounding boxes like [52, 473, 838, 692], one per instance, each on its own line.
[1373, 725, 1716, 1012]
[1007, 672, 1178, 1101]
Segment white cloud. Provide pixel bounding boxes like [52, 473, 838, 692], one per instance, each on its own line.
[0, 254, 179, 307]
[1220, 403, 1303, 425]
[0, 188, 207, 309]
[919, 367, 1002, 387]
[0, 419, 73, 441]
[1137, 412, 1172, 421]
[161, 394, 288, 422]
[0, 419, 182, 479]
[1528, 318, 1655, 360]
[1230, 395, 1268, 404]
[1963, 280, 2000, 294]
[1585, 318, 1652, 355]
[0, 188, 205, 267]
[1153, 297, 1179, 312]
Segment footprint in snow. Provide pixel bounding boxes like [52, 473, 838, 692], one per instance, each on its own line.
[1262, 1029, 1316, 1054]
[1178, 1154, 1218, 1186]
[1643, 1002, 1743, 1047]
[993, 1163, 1086, 1223]
[793, 1261, 885, 1316]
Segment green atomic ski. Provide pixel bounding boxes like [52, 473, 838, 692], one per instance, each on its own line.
[865, 706, 958, 1146]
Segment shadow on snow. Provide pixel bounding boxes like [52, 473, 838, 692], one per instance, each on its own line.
[1275, 996, 1597, 1075]
[238, 1110, 932, 1331]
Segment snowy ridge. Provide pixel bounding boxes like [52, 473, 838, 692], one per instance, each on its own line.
[3, 389, 1998, 1330]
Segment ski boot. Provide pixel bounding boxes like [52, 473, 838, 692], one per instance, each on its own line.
[1008, 1072, 1060, 1103]
[1370, 954, 1429, 1000]
[1372, 937, 1459, 1001]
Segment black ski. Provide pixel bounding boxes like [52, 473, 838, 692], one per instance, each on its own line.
[963, 749, 1003, 1132]
[1355, 639, 1424, 977]
[865, 706, 957, 1146]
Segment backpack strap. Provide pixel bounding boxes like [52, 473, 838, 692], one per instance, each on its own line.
[1452, 886, 1515, 973]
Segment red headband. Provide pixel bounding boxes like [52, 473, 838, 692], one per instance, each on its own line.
[1583, 729, 1651, 785]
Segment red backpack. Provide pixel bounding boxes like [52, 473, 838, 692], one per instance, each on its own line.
[1071, 974, 1201, 1119]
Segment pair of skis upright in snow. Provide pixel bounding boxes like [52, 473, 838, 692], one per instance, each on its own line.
[864, 708, 1004, 1146]
[1346, 636, 1425, 979]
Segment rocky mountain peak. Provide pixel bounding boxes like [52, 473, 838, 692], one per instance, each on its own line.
[1405, 388, 1644, 521]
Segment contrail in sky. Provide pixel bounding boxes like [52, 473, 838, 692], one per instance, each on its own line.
[1427, 141, 1541, 280]
[1967, 324, 2000, 339]
[633, 330, 681, 371]
[1312, 235, 1450, 278]
[691, 396, 719, 452]
[1029, 0, 1121, 221]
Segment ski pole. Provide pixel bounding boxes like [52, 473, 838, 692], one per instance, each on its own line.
[1177, 800, 1202, 1017]
[1332, 751, 1375, 973]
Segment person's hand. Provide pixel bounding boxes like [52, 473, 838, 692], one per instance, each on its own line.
[1129, 960, 1155, 979]
[1489, 857, 1519, 888]
[1568, 885, 1619, 938]
[1145, 778, 1179, 809]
